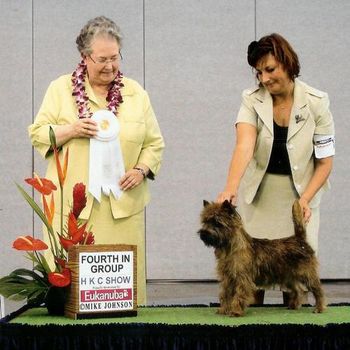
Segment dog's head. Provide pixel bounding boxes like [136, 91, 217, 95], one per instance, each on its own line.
[198, 200, 242, 248]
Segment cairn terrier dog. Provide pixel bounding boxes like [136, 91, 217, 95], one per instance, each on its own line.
[198, 200, 326, 316]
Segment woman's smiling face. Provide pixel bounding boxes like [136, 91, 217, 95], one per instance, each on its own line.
[255, 53, 292, 96]
[85, 34, 121, 88]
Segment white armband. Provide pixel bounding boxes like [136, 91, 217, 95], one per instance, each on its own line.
[313, 134, 335, 159]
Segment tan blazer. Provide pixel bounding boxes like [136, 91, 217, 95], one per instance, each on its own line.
[28, 75, 164, 219]
[236, 79, 334, 208]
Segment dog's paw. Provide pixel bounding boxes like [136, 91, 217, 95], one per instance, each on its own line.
[287, 304, 302, 310]
[224, 307, 245, 317]
[216, 307, 226, 315]
[228, 309, 244, 317]
[216, 307, 244, 317]
[287, 299, 302, 310]
[313, 305, 326, 313]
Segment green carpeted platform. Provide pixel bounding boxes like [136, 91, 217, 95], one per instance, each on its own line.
[2, 304, 350, 349]
[10, 305, 350, 326]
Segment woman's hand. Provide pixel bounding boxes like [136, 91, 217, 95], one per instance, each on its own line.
[299, 197, 312, 223]
[72, 118, 98, 138]
[119, 168, 145, 191]
[54, 118, 98, 146]
[216, 191, 237, 204]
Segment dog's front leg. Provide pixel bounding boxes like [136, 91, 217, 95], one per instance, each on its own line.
[228, 282, 254, 317]
[217, 279, 233, 315]
[221, 277, 254, 317]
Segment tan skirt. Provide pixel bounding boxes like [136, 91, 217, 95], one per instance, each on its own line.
[238, 173, 320, 252]
[44, 194, 147, 305]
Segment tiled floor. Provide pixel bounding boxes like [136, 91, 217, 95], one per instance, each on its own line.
[147, 280, 350, 306]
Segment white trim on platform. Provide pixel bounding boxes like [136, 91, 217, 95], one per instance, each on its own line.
[0, 295, 5, 318]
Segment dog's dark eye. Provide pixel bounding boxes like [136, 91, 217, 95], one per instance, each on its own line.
[215, 221, 224, 228]
[205, 218, 215, 226]
[207, 218, 223, 228]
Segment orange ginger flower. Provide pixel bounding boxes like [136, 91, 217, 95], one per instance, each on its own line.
[54, 147, 69, 187]
[43, 193, 55, 225]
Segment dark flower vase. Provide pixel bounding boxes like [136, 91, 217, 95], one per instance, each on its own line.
[45, 286, 68, 316]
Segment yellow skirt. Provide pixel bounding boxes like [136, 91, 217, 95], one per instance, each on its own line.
[44, 194, 146, 305]
[238, 173, 320, 252]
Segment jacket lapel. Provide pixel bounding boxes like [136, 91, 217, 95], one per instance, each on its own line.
[253, 88, 274, 135]
[288, 79, 310, 140]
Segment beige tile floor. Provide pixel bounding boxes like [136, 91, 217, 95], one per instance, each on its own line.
[147, 280, 350, 306]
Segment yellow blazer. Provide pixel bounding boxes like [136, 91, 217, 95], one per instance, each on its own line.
[28, 75, 164, 219]
[236, 79, 334, 208]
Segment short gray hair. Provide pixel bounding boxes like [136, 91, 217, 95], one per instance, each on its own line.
[76, 16, 123, 56]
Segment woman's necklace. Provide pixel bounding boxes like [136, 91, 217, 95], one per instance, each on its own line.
[71, 60, 124, 119]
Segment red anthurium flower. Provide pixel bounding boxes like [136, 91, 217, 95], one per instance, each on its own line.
[43, 194, 55, 225]
[13, 236, 48, 251]
[54, 148, 69, 187]
[72, 183, 87, 218]
[25, 177, 57, 195]
[67, 212, 87, 244]
[48, 268, 71, 287]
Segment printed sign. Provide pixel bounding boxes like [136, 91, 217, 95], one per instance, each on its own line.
[78, 251, 134, 312]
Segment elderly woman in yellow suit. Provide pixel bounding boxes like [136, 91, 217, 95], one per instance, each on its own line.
[217, 33, 334, 303]
[29, 16, 164, 305]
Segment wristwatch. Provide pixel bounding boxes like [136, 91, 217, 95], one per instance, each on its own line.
[134, 167, 146, 178]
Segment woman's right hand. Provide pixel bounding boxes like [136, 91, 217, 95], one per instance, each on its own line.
[216, 191, 237, 204]
[72, 118, 98, 138]
[53, 118, 99, 147]
[216, 123, 256, 206]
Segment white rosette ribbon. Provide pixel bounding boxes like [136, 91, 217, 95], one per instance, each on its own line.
[89, 110, 125, 202]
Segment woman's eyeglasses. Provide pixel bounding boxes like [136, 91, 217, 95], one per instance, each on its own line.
[89, 51, 123, 65]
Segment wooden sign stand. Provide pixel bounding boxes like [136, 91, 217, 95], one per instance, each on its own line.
[64, 244, 137, 319]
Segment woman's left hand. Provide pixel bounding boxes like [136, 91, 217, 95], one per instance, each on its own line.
[298, 197, 312, 223]
[119, 169, 144, 191]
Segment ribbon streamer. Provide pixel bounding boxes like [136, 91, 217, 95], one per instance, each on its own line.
[89, 110, 125, 201]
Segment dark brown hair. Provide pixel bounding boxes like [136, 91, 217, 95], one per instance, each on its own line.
[247, 33, 300, 80]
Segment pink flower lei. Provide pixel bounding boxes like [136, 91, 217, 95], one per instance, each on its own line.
[71, 60, 124, 118]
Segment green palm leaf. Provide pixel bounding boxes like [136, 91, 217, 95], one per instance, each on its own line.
[15, 183, 54, 235]
[49, 126, 57, 149]
[0, 269, 49, 302]
[27, 252, 52, 275]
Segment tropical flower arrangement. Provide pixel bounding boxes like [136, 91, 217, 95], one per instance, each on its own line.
[0, 127, 94, 310]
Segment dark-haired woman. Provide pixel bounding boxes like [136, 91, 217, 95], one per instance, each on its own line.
[217, 33, 334, 302]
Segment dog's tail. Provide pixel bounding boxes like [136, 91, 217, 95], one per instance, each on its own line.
[292, 200, 306, 239]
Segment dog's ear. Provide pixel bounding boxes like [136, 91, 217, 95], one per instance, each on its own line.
[203, 200, 210, 207]
[222, 200, 234, 213]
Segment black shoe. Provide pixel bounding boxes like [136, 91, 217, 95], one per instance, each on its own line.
[254, 290, 265, 305]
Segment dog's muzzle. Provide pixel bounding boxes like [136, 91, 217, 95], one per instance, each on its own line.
[198, 229, 223, 248]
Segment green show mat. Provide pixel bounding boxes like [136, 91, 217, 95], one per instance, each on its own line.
[10, 305, 350, 327]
